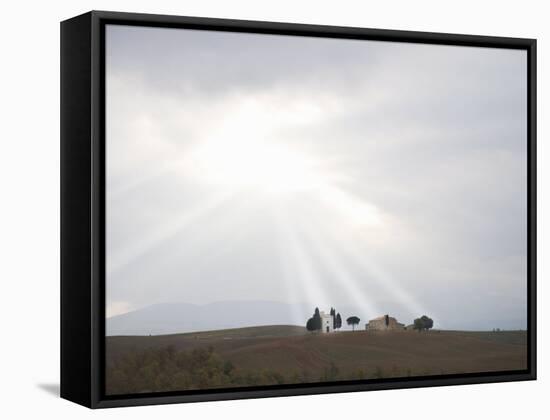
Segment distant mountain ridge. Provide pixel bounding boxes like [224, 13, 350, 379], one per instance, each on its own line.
[106, 299, 526, 336]
[106, 300, 311, 336]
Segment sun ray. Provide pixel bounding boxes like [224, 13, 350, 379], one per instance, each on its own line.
[270, 203, 333, 317]
[107, 190, 235, 275]
[285, 182, 431, 321]
[344, 246, 431, 319]
[297, 216, 382, 321]
[309, 202, 429, 319]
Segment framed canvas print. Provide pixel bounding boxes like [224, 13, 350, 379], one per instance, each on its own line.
[60, 11, 537, 408]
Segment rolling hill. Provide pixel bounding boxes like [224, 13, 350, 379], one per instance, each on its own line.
[106, 301, 312, 336]
[106, 326, 527, 394]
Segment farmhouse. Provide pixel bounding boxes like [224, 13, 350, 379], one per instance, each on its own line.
[320, 311, 334, 333]
[365, 314, 405, 331]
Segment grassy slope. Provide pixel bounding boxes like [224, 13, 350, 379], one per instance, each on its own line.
[107, 326, 527, 379]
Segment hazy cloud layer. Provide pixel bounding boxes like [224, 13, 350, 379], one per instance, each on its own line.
[106, 25, 527, 330]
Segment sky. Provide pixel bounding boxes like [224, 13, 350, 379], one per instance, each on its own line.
[105, 24, 527, 330]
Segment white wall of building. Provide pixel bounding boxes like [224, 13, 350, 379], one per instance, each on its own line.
[320, 311, 334, 333]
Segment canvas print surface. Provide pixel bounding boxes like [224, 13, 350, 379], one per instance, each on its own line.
[105, 24, 528, 395]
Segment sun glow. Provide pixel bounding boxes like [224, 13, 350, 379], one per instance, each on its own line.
[187, 135, 384, 227]
[185, 96, 329, 194]
[182, 95, 384, 228]
[190, 139, 323, 194]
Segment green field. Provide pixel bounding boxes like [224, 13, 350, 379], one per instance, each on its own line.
[106, 326, 527, 395]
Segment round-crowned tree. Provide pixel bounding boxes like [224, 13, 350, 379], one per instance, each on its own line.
[421, 315, 434, 331]
[346, 316, 360, 331]
[413, 315, 434, 332]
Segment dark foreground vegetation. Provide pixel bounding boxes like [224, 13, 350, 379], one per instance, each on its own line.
[107, 345, 289, 394]
[106, 326, 527, 395]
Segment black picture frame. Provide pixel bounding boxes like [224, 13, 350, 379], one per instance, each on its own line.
[60, 10, 537, 409]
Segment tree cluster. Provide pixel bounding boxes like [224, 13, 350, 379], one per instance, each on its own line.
[306, 307, 342, 332]
[330, 307, 342, 330]
[106, 345, 302, 395]
[106, 344, 405, 394]
[413, 315, 434, 332]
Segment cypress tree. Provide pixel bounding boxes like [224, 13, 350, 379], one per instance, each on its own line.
[313, 307, 322, 330]
[336, 313, 342, 329]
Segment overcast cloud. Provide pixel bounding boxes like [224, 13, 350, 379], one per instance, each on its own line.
[105, 25, 527, 330]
